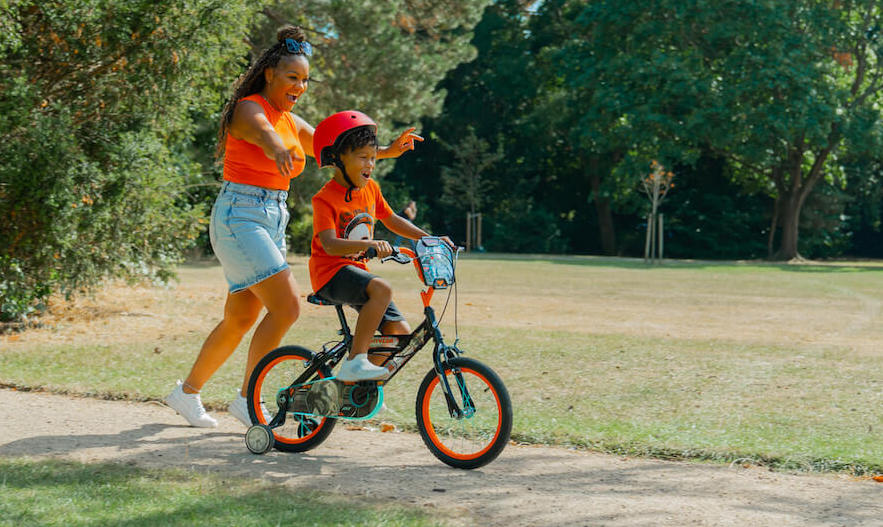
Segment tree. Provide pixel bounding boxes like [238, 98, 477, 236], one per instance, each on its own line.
[569, 0, 883, 260]
[438, 127, 503, 248]
[0, 0, 262, 322]
[386, 0, 572, 252]
[251, 1, 490, 130]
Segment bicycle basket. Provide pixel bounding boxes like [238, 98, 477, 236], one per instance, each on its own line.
[415, 237, 455, 289]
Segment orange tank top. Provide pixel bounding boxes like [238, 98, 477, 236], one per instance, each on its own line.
[222, 94, 306, 190]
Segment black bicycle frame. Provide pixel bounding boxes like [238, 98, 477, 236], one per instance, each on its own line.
[269, 301, 472, 423]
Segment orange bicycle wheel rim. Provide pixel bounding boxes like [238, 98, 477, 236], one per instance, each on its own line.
[420, 367, 503, 461]
[251, 354, 330, 446]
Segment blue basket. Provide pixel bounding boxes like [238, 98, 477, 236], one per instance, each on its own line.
[415, 237, 455, 289]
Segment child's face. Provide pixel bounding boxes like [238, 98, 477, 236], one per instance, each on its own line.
[339, 145, 377, 188]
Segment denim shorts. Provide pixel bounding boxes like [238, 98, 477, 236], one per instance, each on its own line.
[209, 181, 290, 293]
[315, 265, 405, 327]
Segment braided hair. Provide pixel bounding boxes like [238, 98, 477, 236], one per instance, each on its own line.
[216, 25, 309, 159]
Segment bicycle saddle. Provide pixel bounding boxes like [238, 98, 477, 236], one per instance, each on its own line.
[306, 293, 341, 306]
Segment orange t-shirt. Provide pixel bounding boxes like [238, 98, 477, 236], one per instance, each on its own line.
[222, 94, 305, 190]
[309, 178, 394, 292]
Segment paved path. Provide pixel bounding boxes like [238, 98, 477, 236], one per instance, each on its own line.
[1, 389, 880, 526]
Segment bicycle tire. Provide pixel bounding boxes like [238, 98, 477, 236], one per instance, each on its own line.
[415, 356, 512, 469]
[247, 345, 336, 453]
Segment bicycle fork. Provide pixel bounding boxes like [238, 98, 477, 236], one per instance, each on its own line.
[428, 308, 475, 420]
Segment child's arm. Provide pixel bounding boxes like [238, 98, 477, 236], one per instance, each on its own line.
[377, 128, 424, 159]
[380, 215, 455, 249]
[317, 229, 394, 258]
[380, 214, 429, 240]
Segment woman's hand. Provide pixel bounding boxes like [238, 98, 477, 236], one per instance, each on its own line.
[273, 145, 305, 178]
[379, 127, 424, 159]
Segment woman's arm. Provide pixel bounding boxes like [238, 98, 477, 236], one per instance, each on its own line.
[228, 100, 303, 177]
[291, 113, 315, 159]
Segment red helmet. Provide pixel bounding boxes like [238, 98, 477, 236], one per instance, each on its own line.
[313, 111, 377, 167]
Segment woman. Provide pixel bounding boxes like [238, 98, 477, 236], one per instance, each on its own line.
[165, 25, 422, 427]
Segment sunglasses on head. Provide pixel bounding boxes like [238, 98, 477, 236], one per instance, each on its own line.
[284, 38, 313, 57]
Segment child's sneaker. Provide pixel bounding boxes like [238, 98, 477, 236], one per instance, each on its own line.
[165, 380, 218, 428]
[228, 390, 272, 427]
[337, 354, 391, 382]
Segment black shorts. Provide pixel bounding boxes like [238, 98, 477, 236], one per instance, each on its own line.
[316, 265, 405, 328]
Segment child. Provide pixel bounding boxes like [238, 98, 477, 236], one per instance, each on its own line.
[309, 111, 451, 381]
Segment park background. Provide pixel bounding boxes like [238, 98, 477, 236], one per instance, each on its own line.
[1, 2, 882, 522]
[4, 0, 883, 323]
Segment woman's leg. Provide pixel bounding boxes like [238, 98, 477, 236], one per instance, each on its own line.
[239, 268, 301, 394]
[182, 289, 263, 394]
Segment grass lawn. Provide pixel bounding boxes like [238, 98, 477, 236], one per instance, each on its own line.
[0, 458, 443, 527]
[2, 254, 881, 474]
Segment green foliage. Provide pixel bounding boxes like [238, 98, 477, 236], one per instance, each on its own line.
[176, 0, 493, 255]
[250, 0, 490, 139]
[0, 0, 262, 321]
[566, 0, 883, 259]
[439, 126, 503, 215]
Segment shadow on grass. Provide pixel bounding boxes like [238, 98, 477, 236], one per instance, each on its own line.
[2, 418, 881, 527]
[0, 457, 442, 527]
[461, 253, 883, 273]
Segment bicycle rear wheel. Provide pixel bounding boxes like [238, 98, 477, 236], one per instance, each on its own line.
[415, 356, 512, 469]
[247, 345, 336, 453]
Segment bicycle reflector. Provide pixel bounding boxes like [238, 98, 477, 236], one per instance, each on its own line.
[415, 237, 455, 289]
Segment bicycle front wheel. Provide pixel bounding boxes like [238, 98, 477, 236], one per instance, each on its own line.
[247, 345, 336, 453]
[415, 357, 512, 469]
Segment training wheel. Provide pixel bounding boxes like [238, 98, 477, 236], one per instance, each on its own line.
[245, 424, 275, 455]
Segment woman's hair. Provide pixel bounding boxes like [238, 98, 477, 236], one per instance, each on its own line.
[322, 125, 379, 166]
[216, 25, 308, 158]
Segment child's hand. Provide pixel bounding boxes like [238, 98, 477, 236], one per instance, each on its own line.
[369, 240, 394, 258]
[439, 236, 456, 250]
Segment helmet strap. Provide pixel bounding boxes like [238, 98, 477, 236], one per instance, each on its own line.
[333, 156, 357, 202]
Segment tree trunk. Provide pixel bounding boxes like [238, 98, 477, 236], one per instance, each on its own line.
[770, 143, 835, 260]
[774, 191, 802, 260]
[589, 157, 616, 255]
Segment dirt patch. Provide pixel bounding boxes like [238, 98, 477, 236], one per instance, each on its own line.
[1, 388, 880, 526]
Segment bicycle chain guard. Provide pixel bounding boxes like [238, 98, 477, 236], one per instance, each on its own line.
[289, 378, 383, 420]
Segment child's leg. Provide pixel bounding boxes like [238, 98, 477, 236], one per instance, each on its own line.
[350, 277, 392, 358]
[367, 314, 411, 367]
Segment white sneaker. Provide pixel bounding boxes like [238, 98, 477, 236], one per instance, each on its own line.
[337, 354, 391, 382]
[229, 391, 272, 427]
[165, 380, 218, 428]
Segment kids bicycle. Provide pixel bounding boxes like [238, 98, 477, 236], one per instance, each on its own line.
[243, 237, 513, 469]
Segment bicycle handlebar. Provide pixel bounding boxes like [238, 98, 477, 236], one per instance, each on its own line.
[360, 239, 462, 263]
[359, 246, 412, 264]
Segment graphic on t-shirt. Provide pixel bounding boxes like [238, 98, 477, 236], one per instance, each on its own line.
[343, 212, 374, 258]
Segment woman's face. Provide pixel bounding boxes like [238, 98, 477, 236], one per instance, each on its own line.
[263, 54, 309, 112]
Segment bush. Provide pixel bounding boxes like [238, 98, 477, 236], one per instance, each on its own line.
[0, 0, 258, 321]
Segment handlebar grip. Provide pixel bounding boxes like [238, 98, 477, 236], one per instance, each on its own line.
[364, 247, 378, 259]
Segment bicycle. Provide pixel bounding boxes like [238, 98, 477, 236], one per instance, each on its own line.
[243, 237, 513, 469]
